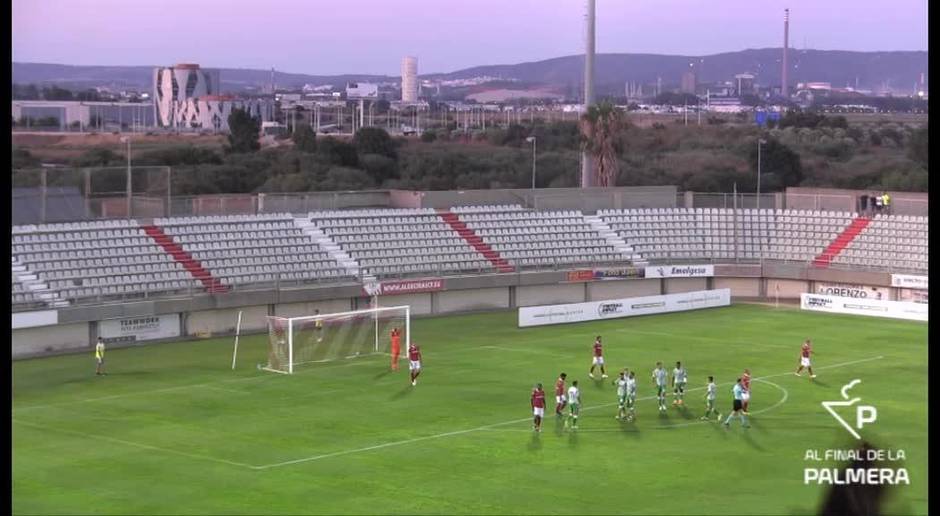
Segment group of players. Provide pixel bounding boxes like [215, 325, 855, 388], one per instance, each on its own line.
[528, 336, 818, 432]
[383, 327, 818, 433]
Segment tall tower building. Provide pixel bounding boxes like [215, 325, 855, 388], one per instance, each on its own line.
[782, 9, 790, 98]
[401, 56, 418, 103]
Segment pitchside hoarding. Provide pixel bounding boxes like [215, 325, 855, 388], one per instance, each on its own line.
[98, 314, 181, 343]
[362, 279, 444, 297]
[565, 267, 644, 282]
[815, 282, 887, 300]
[644, 264, 714, 278]
[800, 293, 927, 322]
[518, 288, 731, 327]
[891, 274, 928, 290]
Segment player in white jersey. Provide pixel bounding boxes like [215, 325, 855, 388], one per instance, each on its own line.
[625, 371, 638, 421]
[672, 361, 688, 406]
[652, 362, 668, 412]
[701, 376, 720, 421]
[565, 381, 581, 430]
[613, 370, 628, 420]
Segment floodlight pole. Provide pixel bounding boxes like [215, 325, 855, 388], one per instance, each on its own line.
[122, 136, 132, 219]
[757, 138, 766, 268]
[526, 136, 537, 189]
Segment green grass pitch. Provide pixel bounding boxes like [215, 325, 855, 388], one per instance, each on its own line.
[12, 304, 928, 515]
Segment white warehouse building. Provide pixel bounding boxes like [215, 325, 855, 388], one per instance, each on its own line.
[153, 63, 273, 131]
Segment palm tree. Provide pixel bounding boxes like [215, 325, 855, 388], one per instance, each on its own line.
[580, 102, 624, 187]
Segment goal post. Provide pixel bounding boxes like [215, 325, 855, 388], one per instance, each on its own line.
[264, 305, 411, 374]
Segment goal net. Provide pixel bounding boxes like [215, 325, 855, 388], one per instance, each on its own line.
[264, 305, 410, 374]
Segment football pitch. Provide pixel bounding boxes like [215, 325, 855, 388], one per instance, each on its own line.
[12, 304, 928, 515]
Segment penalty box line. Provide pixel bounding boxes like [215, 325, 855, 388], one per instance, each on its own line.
[252, 354, 884, 470]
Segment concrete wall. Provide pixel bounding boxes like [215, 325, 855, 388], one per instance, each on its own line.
[275, 299, 354, 319]
[516, 284, 585, 307]
[714, 277, 761, 297]
[379, 293, 433, 315]
[587, 279, 661, 300]
[12, 322, 89, 357]
[436, 287, 509, 313]
[185, 305, 269, 335]
[664, 277, 708, 294]
[766, 278, 811, 299]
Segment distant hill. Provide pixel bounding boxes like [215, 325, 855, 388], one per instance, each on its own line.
[13, 49, 927, 96]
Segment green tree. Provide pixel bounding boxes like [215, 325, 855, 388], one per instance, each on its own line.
[908, 125, 928, 167]
[353, 127, 396, 159]
[292, 124, 318, 153]
[318, 137, 360, 167]
[225, 108, 261, 154]
[420, 130, 437, 143]
[580, 102, 625, 187]
[749, 138, 803, 190]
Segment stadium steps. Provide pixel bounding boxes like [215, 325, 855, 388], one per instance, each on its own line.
[294, 218, 369, 281]
[141, 225, 228, 293]
[812, 216, 872, 267]
[438, 210, 515, 273]
[582, 214, 646, 266]
[12, 256, 70, 308]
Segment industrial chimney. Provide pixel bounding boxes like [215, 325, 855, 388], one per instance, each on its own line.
[581, 0, 596, 188]
[782, 9, 789, 98]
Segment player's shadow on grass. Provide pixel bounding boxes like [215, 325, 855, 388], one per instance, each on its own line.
[567, 429, 579, 448]
[527, 432, 542, 452]
[675, 407, 695, 420]
[808, 378, 830, 388]
[373, 369, 392, 380]
[741, 429, 765, 451]
[389, 385, 413, 400]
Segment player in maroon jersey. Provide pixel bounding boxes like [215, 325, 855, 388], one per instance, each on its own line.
[408, 342, 422, 386]
[588, 336, 608, 379]
[554, 373, 568, 415]
[531, 383, 546, 432]
[795, 339, 816, 378]
[741, 368, 752, 414]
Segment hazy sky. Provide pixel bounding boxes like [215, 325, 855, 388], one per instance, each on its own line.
[12, 0, 928, 76]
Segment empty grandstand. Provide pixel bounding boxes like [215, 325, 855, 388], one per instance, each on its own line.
[10, 205, 928, 311]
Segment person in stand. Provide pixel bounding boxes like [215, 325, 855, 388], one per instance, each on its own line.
[873, 193, 883, 213]
[882, 192, 891, 215]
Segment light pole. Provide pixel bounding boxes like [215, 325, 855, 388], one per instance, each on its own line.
[121, 136, 132, 219]
[757, 138, 766, 267]
[525, 136, 537, 189]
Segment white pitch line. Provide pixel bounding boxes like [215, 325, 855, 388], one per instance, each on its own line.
[252, 355, 883, 470]
[12, 418, 255, 469]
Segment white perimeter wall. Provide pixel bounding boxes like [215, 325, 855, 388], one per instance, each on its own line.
[663, 277, 708, 294]
[766, 279, 811, 299]
[714, 277, 761, 297]
[275, 300, 353, 319]
[12, 322, 88, 357]
[436, 287, 509, 312]
[379, 293, 433, 315]
[587, 279, 661, 300]
[185, 305, 269, 335]
[516, 284, 585, 306]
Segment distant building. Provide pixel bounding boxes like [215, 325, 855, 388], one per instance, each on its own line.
[401, 56, 418, 103]
[680, 70, 697, 94]
[734, 74, 756, 96]
[153, 63, 273, 131]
